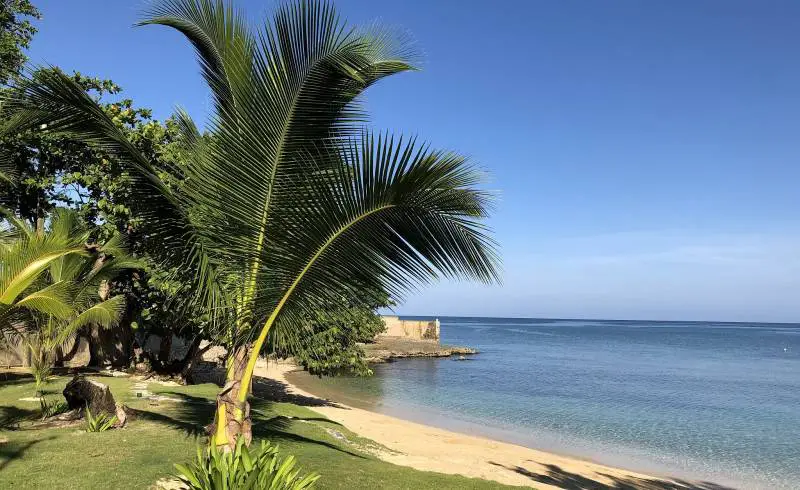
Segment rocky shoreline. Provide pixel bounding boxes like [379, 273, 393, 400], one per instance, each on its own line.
[361, 336, 478, 363]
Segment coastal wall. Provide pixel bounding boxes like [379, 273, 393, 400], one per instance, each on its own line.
[379, 316, 440, 341]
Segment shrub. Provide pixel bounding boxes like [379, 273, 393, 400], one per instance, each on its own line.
[84, 407, 117, 432]
[39, 397, 69, 419]
[28, 341, 52, 396]
[175, 438, 319, 489]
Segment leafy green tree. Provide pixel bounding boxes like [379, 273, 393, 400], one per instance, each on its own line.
[0, 71, 128, 224]
[0, 68, 212, 369]
[0, 69, 159, 227]
[0, 207, 134, 390]
[0, 1, 217, 372]
[0, 0, 40, 85]
[1, 3, 387, 376]
[275, 293, 389, 377]
[0, 0, 500, 449]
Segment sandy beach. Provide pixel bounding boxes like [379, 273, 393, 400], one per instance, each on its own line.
[255, 360, 733, 490]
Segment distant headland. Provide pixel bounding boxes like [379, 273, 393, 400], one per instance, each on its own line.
[361, 316, 477, 363]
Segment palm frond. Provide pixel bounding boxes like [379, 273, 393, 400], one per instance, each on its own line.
[99, 230, 124, 254]
[0, 151, 18, 185]
[256, 132, 500, 349]
[142, 0, 418, 269]
[172, 107, 206, 171]
[0, 167, 16, 184]
[0, 247, 85, 305]
[13, 281, 76, 320]
[48, 207, 89, 245]
[0, 205, 34, 244]
[57, 295, 126, 346]
[140, 0, 255, 125]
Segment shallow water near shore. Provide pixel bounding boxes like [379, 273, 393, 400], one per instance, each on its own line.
[287, 317, 800, 489]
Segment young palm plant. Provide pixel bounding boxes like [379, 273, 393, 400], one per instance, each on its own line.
[0, 0, 500, 448]
[0, 208, 134, 390]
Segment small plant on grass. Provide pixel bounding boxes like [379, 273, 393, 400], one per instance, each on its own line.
[39, 397, 69, 419]
[174, 437, 319, 489]
[84, 407, 117, 432]
[28, 339, 53, 396]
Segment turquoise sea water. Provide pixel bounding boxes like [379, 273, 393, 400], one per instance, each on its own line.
[287, 318, 800, 489]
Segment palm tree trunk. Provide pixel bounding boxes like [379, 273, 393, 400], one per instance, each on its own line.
[215, 304, 282, 448]
[209, 345, 252, 449]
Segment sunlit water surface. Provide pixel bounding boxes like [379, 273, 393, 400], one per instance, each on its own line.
[287, 318, 800, 489]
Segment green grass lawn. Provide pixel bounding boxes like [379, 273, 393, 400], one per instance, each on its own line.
[0, 371, 513, 489]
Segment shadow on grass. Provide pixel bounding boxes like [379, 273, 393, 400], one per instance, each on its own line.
[0, 436, 55, 472]
[37, 388, 61, 396]
[0, 406, 37, 430]
[131, 392, 362, 458]
[0, 372, 33, 387]
[288, 416, 345, 427]
[252, 376, 346, 409]
[252, 414, 366, 460]
[129, 392, 215, 438]
[488, 462, 738, 490]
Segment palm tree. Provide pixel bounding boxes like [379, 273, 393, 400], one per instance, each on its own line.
[0, 0, 500, 447]
[0, 208, 134, 390]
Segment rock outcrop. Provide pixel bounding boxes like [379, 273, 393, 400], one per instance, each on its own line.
[362, 337, 477, 363]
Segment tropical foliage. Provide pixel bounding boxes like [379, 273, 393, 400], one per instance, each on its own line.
[0, 207, 134, 388]
[175, 437, 319, 490]
[84, 406, 118, 432]
[39, 395, 68, 419]
[0, 70, 132, 221]
[1, 43, 390, 378]
[0, 0, 500, 450]
[0, 0, 40, 84]
[275, 293, 390, 376]
[0, 68, 214, 369]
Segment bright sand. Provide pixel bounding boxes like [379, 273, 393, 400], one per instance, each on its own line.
[255, 360, 730, 489]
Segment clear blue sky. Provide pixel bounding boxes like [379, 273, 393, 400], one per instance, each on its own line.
[24, 0, 800, 322]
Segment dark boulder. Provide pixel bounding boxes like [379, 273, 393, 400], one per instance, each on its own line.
[63, 375, 117, 417]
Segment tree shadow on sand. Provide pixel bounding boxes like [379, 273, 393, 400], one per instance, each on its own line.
[488, 461, 738, 490]
[252, 376, 346, 409]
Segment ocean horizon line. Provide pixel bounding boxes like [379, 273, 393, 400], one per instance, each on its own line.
[389, 314, 800, 326]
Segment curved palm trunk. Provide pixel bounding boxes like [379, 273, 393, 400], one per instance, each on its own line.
[210, 318, 274, 449]
[211, 200, 272, 449]
[209, 345, 252, 449]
